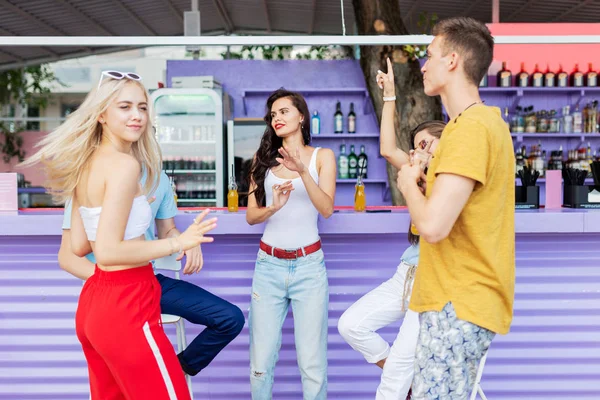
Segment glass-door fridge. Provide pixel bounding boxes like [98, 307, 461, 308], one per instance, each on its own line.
[151, 88, 224, 207]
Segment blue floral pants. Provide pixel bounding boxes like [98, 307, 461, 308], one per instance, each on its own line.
[412, 302, 495, 400]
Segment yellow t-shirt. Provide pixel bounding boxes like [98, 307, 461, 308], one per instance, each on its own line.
[408, 105, 515, 335]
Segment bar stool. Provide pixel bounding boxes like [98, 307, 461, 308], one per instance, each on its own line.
[469, 346, 490, 400]
[154, 254, 194, 400]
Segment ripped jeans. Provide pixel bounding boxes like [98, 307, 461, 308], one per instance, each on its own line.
[248, 249, 329, 400]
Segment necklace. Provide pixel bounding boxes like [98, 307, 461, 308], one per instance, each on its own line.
[453, 100, 484, 123]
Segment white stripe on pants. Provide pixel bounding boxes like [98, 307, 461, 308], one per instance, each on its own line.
[337, 261, 420, 400]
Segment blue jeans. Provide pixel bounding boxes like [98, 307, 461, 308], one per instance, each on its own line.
[156, 273, 245, 376]
[249, 249, 329, 400]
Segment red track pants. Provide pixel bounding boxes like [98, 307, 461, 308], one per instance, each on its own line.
[75, 264, 191, 400]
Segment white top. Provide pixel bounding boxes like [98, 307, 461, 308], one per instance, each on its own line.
[262, 148, 321, 249]
[79, 195, 152, 241]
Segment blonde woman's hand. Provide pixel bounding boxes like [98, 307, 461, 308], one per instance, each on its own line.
[177, 209, 217, 251]
[276, 146, 306, 173]
[376, 57, 396, 98]
[271, 180, 294, 211]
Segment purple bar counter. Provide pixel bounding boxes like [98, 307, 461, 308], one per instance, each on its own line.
[1, 209, 600, 399]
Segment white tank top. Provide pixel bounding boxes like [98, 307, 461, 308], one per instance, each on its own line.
[262, 148, 321, 249]
[79, 195, 152, 241]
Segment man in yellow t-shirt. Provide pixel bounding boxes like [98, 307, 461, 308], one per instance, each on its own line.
[396, 17, 515, 400]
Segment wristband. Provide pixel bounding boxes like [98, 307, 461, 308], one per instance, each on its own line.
[383, 96, 397, 102]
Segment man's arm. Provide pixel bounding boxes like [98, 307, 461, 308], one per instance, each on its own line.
[398, 165, 475, 244]
[58, 229, 95, 280]
[156, 217, 204, 275]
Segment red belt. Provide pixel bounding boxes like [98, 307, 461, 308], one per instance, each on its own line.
[259, 239, 322, 260]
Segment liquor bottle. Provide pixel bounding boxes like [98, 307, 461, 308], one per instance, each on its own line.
[512, 106, 525, 133]
[563, 105, 573, 134]
[515, 147, 525, 176]
[586, 63, 598, 87]
[338, 144, 349, 179]
[358, 145, 368, 178]
[573, 104, 583, 133]
[348, 145, 358, 179]
[571, 64, 584, 87]
[516, 62, 529, 87]
[549, 109, 560, 133]
[354, 175, 366, 212]
[227, 173, 239, 213]
[591, 100, 599, 133]
[531, 64, 544, 87]
[556, 65, 569, 87]
[583, 103, 590, 133]
[334, 101, 343, 134]
[544, 65, 556, 87]
[503, 107, 510, 128]
[347, 102, 356, 134]
[479, 74, 488, 87]
[497, 61, 512, 87]
[311, 110, 320, 135]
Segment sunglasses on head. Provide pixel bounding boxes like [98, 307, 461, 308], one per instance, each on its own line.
[97, 70, 142, 90]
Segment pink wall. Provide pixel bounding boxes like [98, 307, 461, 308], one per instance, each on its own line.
[0, 130, 48, 186]
[488, 23, 600, 76]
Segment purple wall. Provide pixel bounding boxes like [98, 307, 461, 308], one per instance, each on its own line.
[167, 60, 392, 207]
[2, 220, 600, 399]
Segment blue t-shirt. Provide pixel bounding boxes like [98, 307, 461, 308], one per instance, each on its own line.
[400, 243, 420, 265]
[62, 171, 178, 264]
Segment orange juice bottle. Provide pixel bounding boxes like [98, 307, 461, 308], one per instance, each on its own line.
[410, 222, 419, 236]
[227, 176, 239, 213]
[354, 176, 366, 212]
[170, 176, 178, 204]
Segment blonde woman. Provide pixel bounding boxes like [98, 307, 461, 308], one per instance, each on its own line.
[21, 71, 217, 399]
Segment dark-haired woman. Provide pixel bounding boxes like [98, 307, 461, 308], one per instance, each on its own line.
[337, 60, 446, 400]
[246, 88, 336, 400]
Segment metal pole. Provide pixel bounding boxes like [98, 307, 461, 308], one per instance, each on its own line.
[492, 0, 500, 23]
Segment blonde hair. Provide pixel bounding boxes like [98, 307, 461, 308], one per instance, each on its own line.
[19, 78, 161, 204]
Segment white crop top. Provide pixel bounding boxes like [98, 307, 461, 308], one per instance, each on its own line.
[79, 195, 152, 241]
[261, 148, 320, 249]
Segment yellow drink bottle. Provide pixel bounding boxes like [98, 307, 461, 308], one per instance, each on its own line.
[410, 223, 419, 236]
[227, 176, 238, 213]
[354, 175, 366, 212]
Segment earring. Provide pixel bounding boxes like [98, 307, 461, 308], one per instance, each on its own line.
[99, 119, 104, 124]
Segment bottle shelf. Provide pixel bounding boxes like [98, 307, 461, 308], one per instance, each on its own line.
[511, 133, 600, 142]
[511, 133, 600, 138]
[337, 178, 387, 184]
[481, 87, 600, 95]
[313, 133, 379, 138]
[160, 140, 216, 145]
[242, 87, 371, 115]
[177, 198, 217, 203]
[516, 177, 595, 184]
[167, 169, 217, 174]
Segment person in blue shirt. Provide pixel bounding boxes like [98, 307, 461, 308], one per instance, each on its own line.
[59, 170, 245, 377]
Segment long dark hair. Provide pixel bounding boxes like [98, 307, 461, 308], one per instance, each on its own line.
[407, 120, 446, 246]
[248, 88, 311, 206]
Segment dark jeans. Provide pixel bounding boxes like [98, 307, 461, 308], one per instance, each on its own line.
[156, 273, 245, 376]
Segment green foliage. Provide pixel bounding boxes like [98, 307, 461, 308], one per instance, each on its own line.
[221, 45, 350, 61]
[402, 11, 439, 61]
[0, 64, 61, 163]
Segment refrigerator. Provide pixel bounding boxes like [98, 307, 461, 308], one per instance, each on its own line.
[226, 118, 266, 207]
[151, 88, 225, 207]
